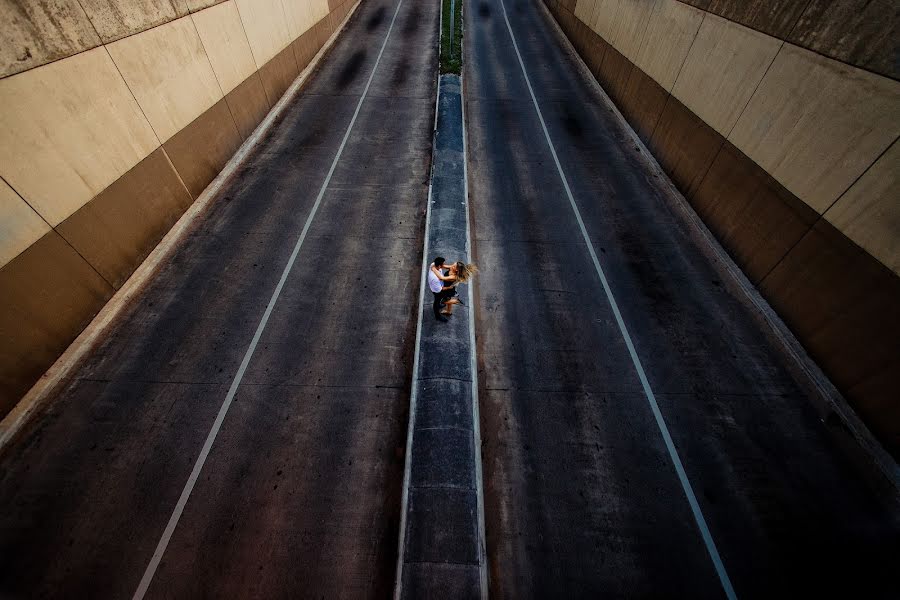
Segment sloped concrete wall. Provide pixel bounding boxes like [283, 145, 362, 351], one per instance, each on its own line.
[548, 0, 900, 456]
[0, 0, 356, 416]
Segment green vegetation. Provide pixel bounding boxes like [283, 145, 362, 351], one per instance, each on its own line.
[440, 0, 463, 74]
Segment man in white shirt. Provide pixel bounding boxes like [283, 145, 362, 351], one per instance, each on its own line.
[428, 256, 454, 322]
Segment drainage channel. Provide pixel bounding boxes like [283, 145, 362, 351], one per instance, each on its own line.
[394, 73, 487, 598]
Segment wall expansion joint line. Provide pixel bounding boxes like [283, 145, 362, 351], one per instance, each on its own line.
[130, 2, 405, 598]
[498, 0, 737, 598]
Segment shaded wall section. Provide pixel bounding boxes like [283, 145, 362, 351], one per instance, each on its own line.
[546, 0, 900, 457]
[0, 0, 358, 416]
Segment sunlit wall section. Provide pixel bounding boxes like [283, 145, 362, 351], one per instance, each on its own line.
[0, 0, 358, 416]
[551, 0, 900, 457]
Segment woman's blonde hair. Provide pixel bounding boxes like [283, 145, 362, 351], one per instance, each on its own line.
[453, 261, 479, 284]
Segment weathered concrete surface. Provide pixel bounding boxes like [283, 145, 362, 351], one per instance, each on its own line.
[0, 0, 438, 597]
[78, 0, 188, 43]
[397, 74, 485, 599]
[0, 0, 100, 77]
[466, 0, 900, 598]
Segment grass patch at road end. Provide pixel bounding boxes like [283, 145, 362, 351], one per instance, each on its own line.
[441, 0, 463, 73]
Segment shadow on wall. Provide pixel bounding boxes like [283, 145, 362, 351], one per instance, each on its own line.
[0, 0, 358, 418]
[546, 0, 900, 459]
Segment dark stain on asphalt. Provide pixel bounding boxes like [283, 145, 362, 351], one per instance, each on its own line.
[562, 107, 583, 138]
[402, 3, 420, 36]
[391, 55, 409, 88]
[616, 228, 676, 316]
[337, 50, 366, 89]
[367, 6, 386, 31]
[479, 2, 491, 18]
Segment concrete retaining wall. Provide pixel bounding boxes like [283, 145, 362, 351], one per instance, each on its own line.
[546, 0, 900, 457]
[0, 0, 356, 416]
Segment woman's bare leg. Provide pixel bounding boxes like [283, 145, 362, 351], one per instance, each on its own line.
[444, 296, 460, 315]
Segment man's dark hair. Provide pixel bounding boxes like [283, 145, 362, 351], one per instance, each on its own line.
[434, 256, 446, 267]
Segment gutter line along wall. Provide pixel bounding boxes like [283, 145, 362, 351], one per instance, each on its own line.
[547, 0, 900, 458]
[0, 0, 356, 416]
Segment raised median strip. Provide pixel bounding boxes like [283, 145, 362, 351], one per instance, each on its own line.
[394, 73, 487, 599]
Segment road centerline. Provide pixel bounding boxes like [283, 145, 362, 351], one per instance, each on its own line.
[495, 0, 737, 598]
[131, 3, 406, 598]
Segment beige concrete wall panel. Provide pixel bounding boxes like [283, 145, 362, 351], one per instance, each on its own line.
[292, 23, 318, 72]
[107, 16, 224, 142]
[191, 0, 256, 94]
[759, 219, 900, 454]
[648, 94, 725, 199]
[309, 14, 327, 50]
[79, 0, 189, 43]
[790, 0, 899, 81]
[258, 44, 300, 107]
[226, 71, 271, 139]
[0, 179, 51, 267]
[282, 0, 317, 40]
[234, 0, 292, 67]
[620, 64, 668, 145]
[705, 0, 808, 39]
[824, 140, 900, 274]
[729, 44, 900, 213]
[56, 147, 191, 287]
[633, 0, 703, 91]
[185, 0, 226, 11]
[692, 141, 818, 282]
[573, 0, 596, 23]
[558, 2, 579, 42]
[590, 0, 622, 40]
[671, 14, 781, 135]
[596, 45, 633, 106]
[324, 8, 337, 37]
[0, 48, 159, 226]
[584, 28, 609, 81]
[0, 230, 114, 413]
[569, 18, 591, 60]
[313, 0, 331, 21]
[608, 0, 657, 62]
[0, 0, 101, 78]
[163, 98, 242, 198]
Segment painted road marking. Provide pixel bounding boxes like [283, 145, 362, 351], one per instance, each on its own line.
[132, 2, 407, 598]
[496, 0, 738, 598]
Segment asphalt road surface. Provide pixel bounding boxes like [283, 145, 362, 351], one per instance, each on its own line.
[465, 0, 899, 598]
[1, 0, 898, 598]
[0, 0, 437, 597]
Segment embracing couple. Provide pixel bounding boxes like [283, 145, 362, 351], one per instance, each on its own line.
[428, 256, 478, 322]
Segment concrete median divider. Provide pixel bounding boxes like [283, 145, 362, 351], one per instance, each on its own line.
[394, 74, 487, 599]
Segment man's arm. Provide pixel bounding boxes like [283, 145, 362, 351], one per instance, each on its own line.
[432, 264, 454, 281]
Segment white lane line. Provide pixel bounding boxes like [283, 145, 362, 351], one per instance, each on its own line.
[496, 1, 737, 598]
[392, 70, 441, 600]
[132, 2, 406, 598]
[461, 74, 489, 598]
